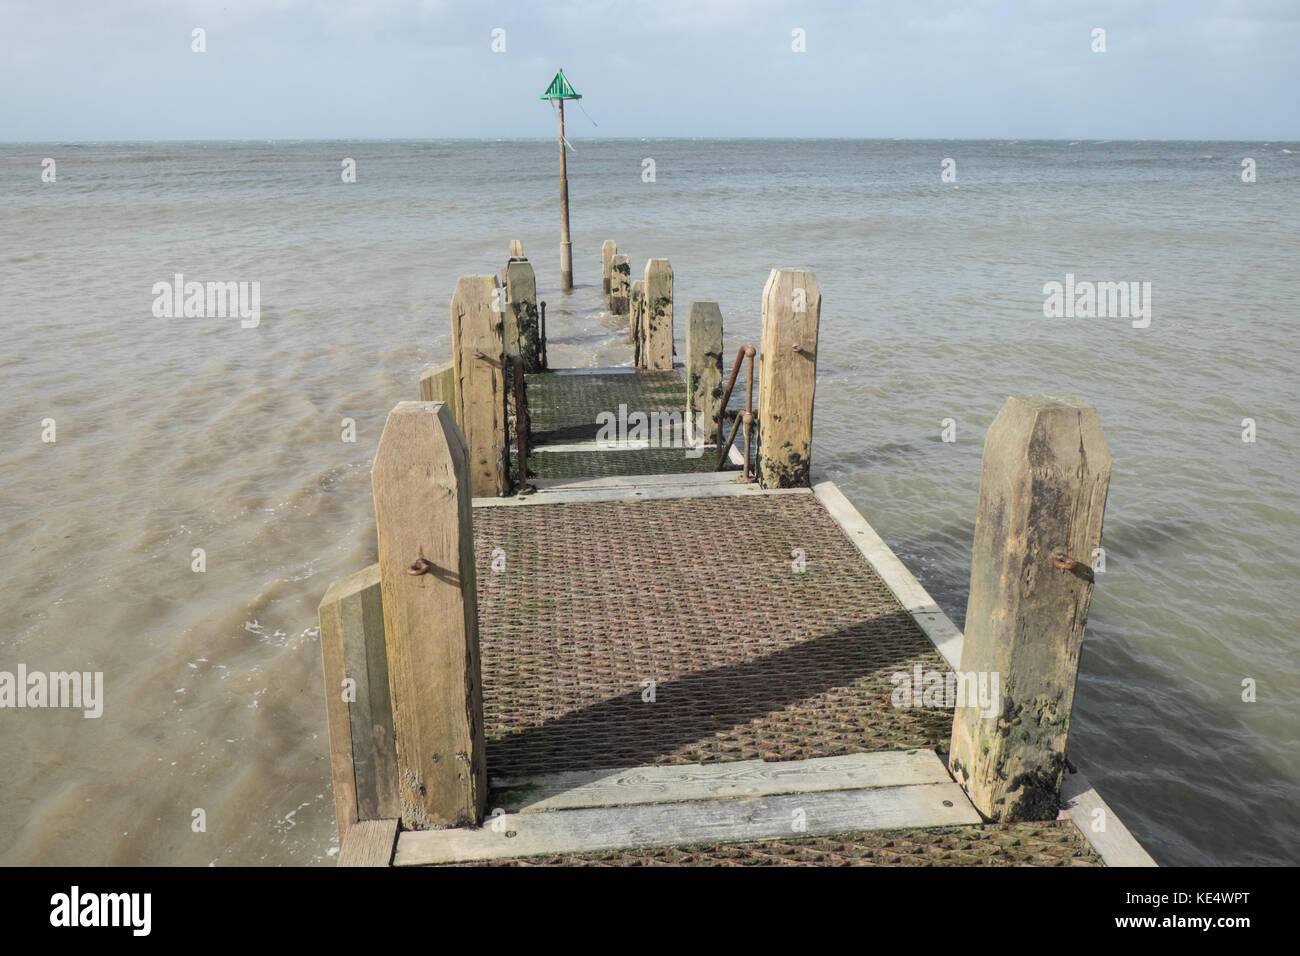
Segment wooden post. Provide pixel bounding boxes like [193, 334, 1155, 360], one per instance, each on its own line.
[948, 396, 1111, 823]
[602, 240, 616, 298]
[686, 301, 724, 447]
[451, 275, 509, 497]
[610, 255, 630, 317]
[505, 259, 542, 373]
[418, 361, 456, 420]
[630, 279, 646, 367]
[508, 239, 524, 258]
[557, 99, 573, 291]
[757, 268, 820, 488]
[318, 564, 399, 842]
[643, 259, 674, 371]
[371, 401, 486, 829]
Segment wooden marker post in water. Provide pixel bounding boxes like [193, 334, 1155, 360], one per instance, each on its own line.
[610, 255, 630, 318]
[451, 275, 509, 497]
[686, 301, 724, 447]
[318, 564, 398, 841]
[757, 268, 820, 488]
[630, 279, 646, 367]
[602, 240, 616, 299]
[505, 259, 542, 372]
[643, 259, 674, 371]
[508, 239, 524, 258]
[949, 396, 1111, 823]
[540, 70, 582, 292]
[371, 401, 486, 829]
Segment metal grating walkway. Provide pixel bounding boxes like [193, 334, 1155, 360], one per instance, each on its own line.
[472, 493, 952, 777]
[437, 367, 1112, 868]
[522, 368, 736, 480]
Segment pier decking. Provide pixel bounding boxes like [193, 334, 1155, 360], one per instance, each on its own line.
[417, 368, 1098, 866]
[322, 253, 1155, 868]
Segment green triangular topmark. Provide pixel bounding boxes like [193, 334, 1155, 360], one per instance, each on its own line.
[539, 69, 581, 100]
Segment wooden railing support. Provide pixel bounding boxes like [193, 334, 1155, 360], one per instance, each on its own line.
[948, 395, 1112, 822]
[610, 254, 630, 318]
[371, 401, 486, 829]
[505, 259, 542, 373]
[686, 301, 724, 447]
[318, 564, 398, 842]
[451, 275, 509, 497]
[418, 361, 456, 420]
[643, 258, 674, 371]
[602, 239, 617, 299]
[756, 268, 820, 488]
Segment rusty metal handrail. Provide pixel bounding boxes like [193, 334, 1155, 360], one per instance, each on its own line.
[539, 301, 548, 370]
[715, 345, 757, 480]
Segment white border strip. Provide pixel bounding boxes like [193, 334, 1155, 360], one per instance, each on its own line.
[811, 475, 964, 671]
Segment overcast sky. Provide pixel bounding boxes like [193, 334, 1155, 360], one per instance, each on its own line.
[3, 0, 1297, 141]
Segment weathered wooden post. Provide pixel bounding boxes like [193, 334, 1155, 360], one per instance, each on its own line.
[451, 275, 509, 497]
[643, 259, 674, 371]
[686, 301, 724, 447]
[757, 268, 820, 488]
[418, 361, 456, 415]
[505, 259, 542, 372]
[318, 564, 398, 841]
[371, 401, 486, 829]
[602, 240, 616, 299]
[610, 255, 630, 317]
[508, 239, 524, 258]
[948, 396, 1111, 823]
[630, 279, 646, 367]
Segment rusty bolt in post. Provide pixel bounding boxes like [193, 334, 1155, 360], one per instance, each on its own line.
[1053, 551, 1095, 583]
[407, 557, 434, 576]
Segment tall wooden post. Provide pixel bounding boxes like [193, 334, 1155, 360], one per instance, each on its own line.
[630, 279, 646, 367]
[557, 99, 573, 291]
[318, 564, 398, 841]
[949, 396, 1111, 822]
[757, 268, 820, 488]
[505, 259, 542, 372]
[508, 239, 524, 258]
[451, 275, 509, 497]
[371, 401, 485, 829]
[610, 255, 630, 317]
[644, 258, 673, 371]
[602, 240, 616, 299]
[686, 301, 724, 446]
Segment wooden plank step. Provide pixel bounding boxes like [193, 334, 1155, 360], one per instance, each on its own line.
[532, 470, 744, 490]
[393, 783, 980, 865]
[337, 819, 399, 867]
[489, 751, 953, 813]
[532, 441, 718, 453]
[474, 483, 810, 507]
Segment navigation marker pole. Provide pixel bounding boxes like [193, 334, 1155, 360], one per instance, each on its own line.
[540, 69, 582, 292]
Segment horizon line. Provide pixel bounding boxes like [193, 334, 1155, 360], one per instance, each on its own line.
[2, 136, 1295, 146]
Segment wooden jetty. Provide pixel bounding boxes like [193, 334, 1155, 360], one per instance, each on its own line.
[320, 242, 1156, 867]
